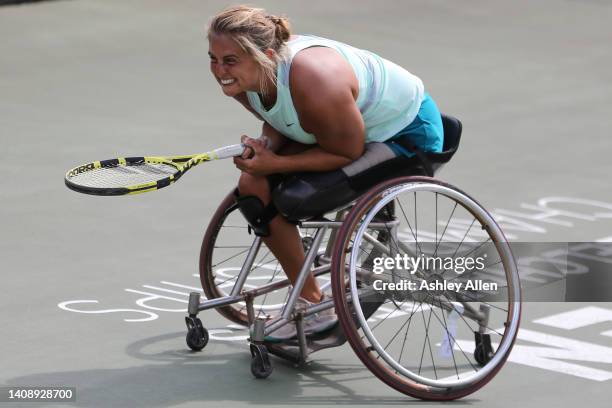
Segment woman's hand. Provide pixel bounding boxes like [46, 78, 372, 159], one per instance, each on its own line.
[233, 135, 280, 176]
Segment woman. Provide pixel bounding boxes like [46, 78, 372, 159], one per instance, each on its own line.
[207, 6, 444, 340]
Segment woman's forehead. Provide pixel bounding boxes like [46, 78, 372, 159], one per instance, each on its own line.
[208, 33, 244, 56]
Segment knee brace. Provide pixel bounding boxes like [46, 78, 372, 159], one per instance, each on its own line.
[235, 193, 278, 237]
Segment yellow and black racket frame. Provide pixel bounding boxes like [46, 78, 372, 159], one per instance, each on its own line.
[65, 155, 202, 196]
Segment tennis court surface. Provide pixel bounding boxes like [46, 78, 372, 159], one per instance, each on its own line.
[1, 1, 612, 406]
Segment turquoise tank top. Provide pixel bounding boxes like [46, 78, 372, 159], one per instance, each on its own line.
[246, 35, 425, 145]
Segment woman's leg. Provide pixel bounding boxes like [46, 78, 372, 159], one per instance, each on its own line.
[237, 143, 322, 304]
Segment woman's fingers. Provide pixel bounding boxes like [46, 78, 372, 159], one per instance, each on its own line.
[242, 144, 255, 159]
[240, 135, 255, 158]
[237, 134, 272, 168]
[233, 156, 247, 171]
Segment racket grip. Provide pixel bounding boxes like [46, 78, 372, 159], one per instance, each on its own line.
[213, 143, 250, 159]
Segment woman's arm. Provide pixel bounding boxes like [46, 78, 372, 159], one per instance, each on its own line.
[234, 47, 365, 175]
[291, 46, 365, 162]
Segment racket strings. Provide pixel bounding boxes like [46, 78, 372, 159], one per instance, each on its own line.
[69, 162, 177, 188]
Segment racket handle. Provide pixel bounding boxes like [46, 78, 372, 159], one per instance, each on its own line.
[212, 143, 250, 159]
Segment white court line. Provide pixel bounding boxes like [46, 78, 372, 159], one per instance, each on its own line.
[124, 289, 188, 303]
[596, 236, 612, 242]
[142, 285, 191, 296]
[160, 281, 203, 292]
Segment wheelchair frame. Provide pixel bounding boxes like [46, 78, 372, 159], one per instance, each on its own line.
[183, 175, 521, 400]
[187, 207, 356, 361]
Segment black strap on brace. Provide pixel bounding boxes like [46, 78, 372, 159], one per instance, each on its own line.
[234, 189, 278, 237]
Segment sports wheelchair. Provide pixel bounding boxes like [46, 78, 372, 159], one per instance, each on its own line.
[183, 115, 521, 400]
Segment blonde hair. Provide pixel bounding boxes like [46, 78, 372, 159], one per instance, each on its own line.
[208, 5, 291, 95]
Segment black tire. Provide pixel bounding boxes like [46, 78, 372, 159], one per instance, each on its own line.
[331, 176, 521, 400]
[186, 326, 209, 351]
[250, 346, 273, 379]
[474, 343, 494, 366]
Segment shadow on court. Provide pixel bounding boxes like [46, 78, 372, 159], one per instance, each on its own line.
[4, 331, 479, 407]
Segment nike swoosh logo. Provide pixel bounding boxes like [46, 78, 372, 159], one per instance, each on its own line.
[286, 123, 295, 127]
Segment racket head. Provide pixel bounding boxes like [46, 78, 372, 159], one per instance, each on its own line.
[65, 157, 183, 196]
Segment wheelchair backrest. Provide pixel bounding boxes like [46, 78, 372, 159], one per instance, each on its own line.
[428, 114, 462, 174]
[441, 114, 462, 154]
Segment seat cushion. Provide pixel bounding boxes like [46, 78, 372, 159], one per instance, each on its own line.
[272, 143, 427, 221]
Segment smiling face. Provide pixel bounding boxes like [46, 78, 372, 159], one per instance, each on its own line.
[208, 33, 264, 97]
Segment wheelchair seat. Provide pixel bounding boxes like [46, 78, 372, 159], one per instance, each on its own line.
[272, 114, 463, 222]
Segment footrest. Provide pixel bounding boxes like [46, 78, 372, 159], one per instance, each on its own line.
[262, 291, 387, 364]
[264, 323, 347, 364]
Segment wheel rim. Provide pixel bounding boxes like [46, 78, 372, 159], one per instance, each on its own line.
[343, 180, 521, 391]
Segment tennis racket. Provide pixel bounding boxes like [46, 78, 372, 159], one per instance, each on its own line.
[65, 143, 252, 196]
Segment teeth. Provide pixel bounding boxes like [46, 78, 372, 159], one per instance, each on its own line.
[220, 79, 235, 85]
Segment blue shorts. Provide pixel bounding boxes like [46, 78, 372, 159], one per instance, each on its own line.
[387, 93, 444, 158]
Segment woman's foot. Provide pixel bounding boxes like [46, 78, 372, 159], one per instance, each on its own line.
[262, 295, 338, 342]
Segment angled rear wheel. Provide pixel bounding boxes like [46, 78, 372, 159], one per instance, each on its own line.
[331, 176, 521, 400]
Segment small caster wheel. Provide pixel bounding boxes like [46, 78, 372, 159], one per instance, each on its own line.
[474, 332, 494, 366]
[250, 344, 273, 379]
[185, 316, 209, 351]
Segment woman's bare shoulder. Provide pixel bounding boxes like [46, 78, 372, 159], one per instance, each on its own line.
[289, 47, 358, 112]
